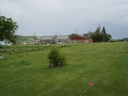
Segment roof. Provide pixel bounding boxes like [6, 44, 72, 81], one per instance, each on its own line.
[40, 36, 55, 40]
[40, 35, 70, 40]
[71, 36, 90, 40]
[56, 35, 69, 40]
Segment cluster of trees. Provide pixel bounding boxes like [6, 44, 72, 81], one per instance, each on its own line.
[70, 25, 112, 42]
[0, 14, 18, 44]
[89, 25, 112, 42]
[69, 33, 81, 38]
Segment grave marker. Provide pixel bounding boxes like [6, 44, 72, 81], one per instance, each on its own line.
[10, 65, 14, 67]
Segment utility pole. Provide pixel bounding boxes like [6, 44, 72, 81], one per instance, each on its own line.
[75, 30, 77, 34]
[34, 33, 36, 43]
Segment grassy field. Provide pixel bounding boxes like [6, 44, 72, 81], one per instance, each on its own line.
[0, 42, 128, 96]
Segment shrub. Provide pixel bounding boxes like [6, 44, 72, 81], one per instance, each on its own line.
[0, 45, 3, 49]
[48, 46, 65, 67]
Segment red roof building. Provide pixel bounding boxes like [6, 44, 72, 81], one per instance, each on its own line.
[71, 36, 90, 43]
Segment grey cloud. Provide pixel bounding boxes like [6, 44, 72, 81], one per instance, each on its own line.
[0, 0, 128, 39]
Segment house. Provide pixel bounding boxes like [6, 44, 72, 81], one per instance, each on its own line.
[71, 36, 90, 43]
[40, 35, 71, 44]
[55, 35, 71, 44]
[28, 42, 37, 44]
[22, 42, 27, 44]
[40, 36, 56, 44]
[21, 42, 37, 45]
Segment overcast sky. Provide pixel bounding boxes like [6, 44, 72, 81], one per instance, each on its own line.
[0, 0, 128, 39]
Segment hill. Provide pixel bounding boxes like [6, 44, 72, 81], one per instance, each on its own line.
[17, 36, 41, 44]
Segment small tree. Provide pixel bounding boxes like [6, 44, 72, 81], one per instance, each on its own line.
[48, 46, 65, 67]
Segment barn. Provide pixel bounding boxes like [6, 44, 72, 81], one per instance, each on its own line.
[40, 36, 56, 44]
[71, 36, 90, 43]
[40, 35, 71, 44]
[55, 35, 71, 44]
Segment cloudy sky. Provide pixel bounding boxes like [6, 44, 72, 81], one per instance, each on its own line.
[0, 0, 128, 39]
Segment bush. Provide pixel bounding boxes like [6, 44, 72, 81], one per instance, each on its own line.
[0, 45, 3, 49]
[48, 46, 65, 67]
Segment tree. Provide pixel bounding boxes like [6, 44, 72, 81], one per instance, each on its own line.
[90, 25, 112, 42]
[90, 25, 104, 42]
[0, 14, 19, 44]
[101, 27, 112, 42]
[90, 32, 104, 42]
[106, 34, 112, 41]
[102, 27, 107, 41]
[48, 46, 66, 67]
[83, 33, 90, 37]
[69, 33, 81, 38]
[96, 24, 100, 33]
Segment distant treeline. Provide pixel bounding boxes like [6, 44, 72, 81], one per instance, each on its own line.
[17, 36, 41, 44]
[109, 39, 126, 42]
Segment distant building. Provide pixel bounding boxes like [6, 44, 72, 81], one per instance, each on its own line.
[40, 35, 71, 44]
[21, 42, 37, 45]
[28, 42, 37, 44]
[55, 35, 71, 44]
[71, 36, 90, 43]
[22, 42, 27, 44]
[40, 36, 56, 44]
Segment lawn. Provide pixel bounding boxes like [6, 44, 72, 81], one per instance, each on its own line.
[0, 42, 128, 96]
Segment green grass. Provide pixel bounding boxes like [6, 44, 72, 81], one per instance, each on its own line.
[0, 42, 128, 96]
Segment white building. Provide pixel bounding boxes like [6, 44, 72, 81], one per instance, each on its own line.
[40, 35, 71, 44]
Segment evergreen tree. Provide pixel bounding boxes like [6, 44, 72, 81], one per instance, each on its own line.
[96, 24, 101, 33]
[102, 27, 107, 41]
[90, 25, 112, 42]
